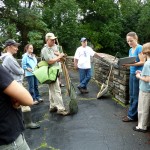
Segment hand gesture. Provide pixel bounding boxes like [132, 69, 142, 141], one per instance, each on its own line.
[136, 70, 142, 74]
[27, 68, 33, 72]
[136, 73, 141, 79]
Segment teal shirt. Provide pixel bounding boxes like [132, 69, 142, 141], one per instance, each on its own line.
[22, 53, 37, 77]
[129, 44, 143, 74]
[139, 60, 150, 92]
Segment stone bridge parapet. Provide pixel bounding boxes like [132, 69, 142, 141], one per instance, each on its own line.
[66, 54, 130, 104]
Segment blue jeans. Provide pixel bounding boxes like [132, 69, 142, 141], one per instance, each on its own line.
[26, 75, 40, 100]
[78, 68, 92, 89]
[128, 74, 139, 120]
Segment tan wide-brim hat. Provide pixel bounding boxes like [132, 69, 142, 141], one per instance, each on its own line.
[45, 33, 57, 40]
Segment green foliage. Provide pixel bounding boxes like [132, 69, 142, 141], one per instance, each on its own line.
[137, 0, 150, 43]
[0, 0, 47, 57]
[0, 22, 19, 42]
[27, 31, 43, 56]
[43, 0, 80, 55]
[1, 0, 150, 57]
[76, 0, 123, 55]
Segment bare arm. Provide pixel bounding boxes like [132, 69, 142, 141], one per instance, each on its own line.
[136, 73, 150, 82]
[54, 51, 60, 56]
[47, 53, 65, 64]
[94, 53, 105, 58]
[74, 58, 78, 69]
[3, 80, 33, 106]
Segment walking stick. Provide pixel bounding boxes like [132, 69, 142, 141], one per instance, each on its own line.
[56, 39, 78, 114]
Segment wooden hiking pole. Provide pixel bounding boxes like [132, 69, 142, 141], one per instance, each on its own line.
[56, 38, 70, 95]
[56, 39, 78, 114]
[61, 60, 70, 95]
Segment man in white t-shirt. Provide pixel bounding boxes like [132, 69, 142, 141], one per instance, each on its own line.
[74, 37, 104, 93]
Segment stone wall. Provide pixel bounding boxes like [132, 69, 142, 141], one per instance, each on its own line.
[66, 54, 130, 105]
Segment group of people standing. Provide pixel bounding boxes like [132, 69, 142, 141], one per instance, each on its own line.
[0, 31, 150, 149]
[74, 32, 150, 133]
[0, 32, 69, 149]
[0, 40, 37, 149]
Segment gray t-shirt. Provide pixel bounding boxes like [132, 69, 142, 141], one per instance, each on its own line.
[139, 60, 150, 92]
[41, 44, 59, 67]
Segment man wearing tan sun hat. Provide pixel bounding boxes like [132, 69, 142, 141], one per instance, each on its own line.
[41, 33, 69, 115]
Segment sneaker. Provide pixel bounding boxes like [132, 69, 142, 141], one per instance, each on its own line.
[122, 116, 135, 122]
[133, 126, 147, 133]
[80, 88, 89, 94]
[77, 86, 86, 94]
[82, 89, 89, 93]
[57, 110, 69, 116]
[26, 122, 40, 129]
[60, 84, 65, 87]
[49, 107, 57, 112]
[33, 100, 39, 105]
[77, 86, 82, 91]
[38, 98, 43, 102]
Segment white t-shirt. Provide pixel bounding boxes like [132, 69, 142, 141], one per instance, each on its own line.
[74, 46, 95, 69]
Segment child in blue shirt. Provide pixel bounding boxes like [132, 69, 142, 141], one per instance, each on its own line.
[133, 42, 150, 132]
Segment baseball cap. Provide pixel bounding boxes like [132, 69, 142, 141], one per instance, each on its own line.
[80, 37, 87, 42]
[45, 33, 57, 40]
[4, 39, 20, 48]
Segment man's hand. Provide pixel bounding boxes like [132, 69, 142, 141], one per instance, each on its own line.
[74, 59, 78, 70]
[74, 65, 78, 70]
[59, 53, 65, 58]
[59, 53, 67, 62]
[27, 68, 33, 72]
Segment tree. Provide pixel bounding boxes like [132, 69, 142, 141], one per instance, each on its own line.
[1, 0, 149, 57]
[0, 0, 47, 57]
[76, 0, 123, 55]
[43, 0, 80, 55]
[137, 0, 150, 43]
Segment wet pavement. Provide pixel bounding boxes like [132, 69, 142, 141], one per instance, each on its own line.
[24, 70, 150, 150]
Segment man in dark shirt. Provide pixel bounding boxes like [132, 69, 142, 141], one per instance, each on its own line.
[0, 65, 33, 149]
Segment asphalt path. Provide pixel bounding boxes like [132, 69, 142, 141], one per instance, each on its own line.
[24, 70, 150, 150]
